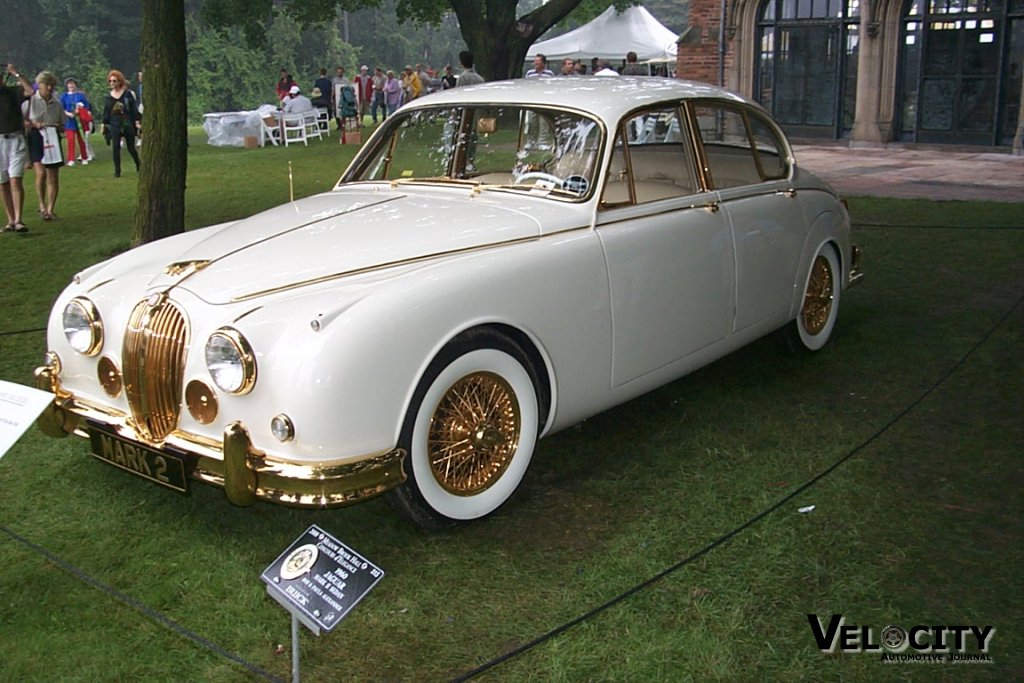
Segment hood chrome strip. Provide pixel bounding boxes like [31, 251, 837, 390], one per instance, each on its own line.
[228, 233, 555, 302]
[164, 194, 406, 295]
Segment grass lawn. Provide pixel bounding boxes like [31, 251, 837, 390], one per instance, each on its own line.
[0, 129, 1021, 681]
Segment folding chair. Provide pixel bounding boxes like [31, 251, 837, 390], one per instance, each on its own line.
[316, 107, 331, 137]
[304, 110, 323, 141]
[260, 116, 281, 147]
[281, 112, 308, 146]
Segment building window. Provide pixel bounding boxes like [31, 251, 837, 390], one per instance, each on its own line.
[899, 0, 1023, 144]
[755, 0, 860, 139]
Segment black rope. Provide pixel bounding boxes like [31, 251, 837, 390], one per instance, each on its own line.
[850, 221, 1024, 231]
[0, 523, 285, 683]
[452, 294, 1023, 681]
[0, 326, 46, 337]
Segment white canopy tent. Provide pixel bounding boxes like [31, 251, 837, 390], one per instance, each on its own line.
[528, 5, 679, 63]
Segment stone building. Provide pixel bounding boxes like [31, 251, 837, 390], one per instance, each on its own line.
[676, 0, 1024, 151]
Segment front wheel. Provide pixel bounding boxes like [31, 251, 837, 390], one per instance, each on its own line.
[783, 244, 841, 353]
[386, 336, 540, 528]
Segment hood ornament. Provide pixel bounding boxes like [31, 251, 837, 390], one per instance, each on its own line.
[164, 259, 211, 277]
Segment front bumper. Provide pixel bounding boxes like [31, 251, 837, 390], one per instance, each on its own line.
[34, 363, 406, 508]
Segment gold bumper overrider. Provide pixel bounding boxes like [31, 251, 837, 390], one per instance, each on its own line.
[34, 363, 406, 507]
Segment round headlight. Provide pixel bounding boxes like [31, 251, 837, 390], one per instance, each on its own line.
[62, 298, 103, 356]
[205, 328, 256, 395]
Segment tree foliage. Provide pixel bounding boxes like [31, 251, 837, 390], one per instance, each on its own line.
[347, 1, 466, 72]
[185, 17, 269, 119]
[10, 1, 668, 121]
[39, 0, 144, 79]
[201, 0, 642, 80]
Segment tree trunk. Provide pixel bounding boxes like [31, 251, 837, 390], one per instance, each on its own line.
[451, 0, 587, 81]
[133, 0, 187, 246]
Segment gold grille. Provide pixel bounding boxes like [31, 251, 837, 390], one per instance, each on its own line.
[123, 296, 190, 442]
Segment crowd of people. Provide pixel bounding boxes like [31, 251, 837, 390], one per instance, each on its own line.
[1, 63, 142, 233]
[273, 49, 663, 138]
[275, 50, 486, 136]
[529, 51, 663, 77]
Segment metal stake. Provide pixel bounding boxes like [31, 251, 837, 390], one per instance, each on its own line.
[291, 613, 301, 683]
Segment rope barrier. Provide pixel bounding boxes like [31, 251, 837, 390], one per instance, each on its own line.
[452, 294, 1023, 681]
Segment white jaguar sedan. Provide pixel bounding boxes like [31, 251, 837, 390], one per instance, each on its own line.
[36, 77, 861, 527]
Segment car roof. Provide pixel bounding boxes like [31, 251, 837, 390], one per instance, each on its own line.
[406, 76, 755, 124]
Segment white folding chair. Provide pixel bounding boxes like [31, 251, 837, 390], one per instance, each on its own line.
[260, 116, 280, 147]
[636, 116, 657, 143]
[316, 107, 331, 137]
[281, 112, 308, 146]
[664, 118, 681, 143]
[304, 110, 323, 141]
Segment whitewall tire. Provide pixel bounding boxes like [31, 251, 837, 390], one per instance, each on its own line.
[786, 243, 841, 353]
[387, 335, 540, 527]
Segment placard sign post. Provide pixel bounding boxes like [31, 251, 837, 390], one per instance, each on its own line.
[261, 524, 384, 682]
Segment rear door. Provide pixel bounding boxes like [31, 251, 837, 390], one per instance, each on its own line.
[689, 102, 807, 332]
[596, 105, 735, 387]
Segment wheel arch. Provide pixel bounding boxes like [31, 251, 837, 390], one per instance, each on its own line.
[402, 322, 555, 442]
[789, 202, 849, 320]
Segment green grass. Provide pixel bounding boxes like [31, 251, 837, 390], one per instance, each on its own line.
[1, 131, 1021, 681]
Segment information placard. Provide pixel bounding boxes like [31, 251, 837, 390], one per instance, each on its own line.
[262, 525, 384, 635]
[0, 380, 55, 460]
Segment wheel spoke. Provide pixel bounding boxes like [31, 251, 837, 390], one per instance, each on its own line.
[428, 371, 521, 495]
[801, 254, 834, 334]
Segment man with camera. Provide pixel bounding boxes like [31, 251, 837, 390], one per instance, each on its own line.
[1, 63, 33, 232]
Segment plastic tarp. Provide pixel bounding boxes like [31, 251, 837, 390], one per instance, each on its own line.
[203, 105, 278, 146]
[529, 5, 679, 63]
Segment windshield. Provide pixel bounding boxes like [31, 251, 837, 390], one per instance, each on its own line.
[343, 105, 603, 199]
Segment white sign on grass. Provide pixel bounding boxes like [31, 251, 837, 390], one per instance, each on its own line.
[0, 380, 54, 460]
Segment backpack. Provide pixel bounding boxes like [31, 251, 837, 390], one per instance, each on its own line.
[338, 85, 357, 118]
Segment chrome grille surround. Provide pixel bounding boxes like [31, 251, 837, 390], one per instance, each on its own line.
[122, 296, 190, 442]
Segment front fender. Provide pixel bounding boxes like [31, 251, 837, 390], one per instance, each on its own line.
[789, 193, 852, 319]
[229, 229, 612, 464]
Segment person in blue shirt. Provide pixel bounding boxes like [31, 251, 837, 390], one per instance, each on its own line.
[61, 78, 93, 165]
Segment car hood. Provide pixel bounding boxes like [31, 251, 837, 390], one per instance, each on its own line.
[141, 185, 578, 305]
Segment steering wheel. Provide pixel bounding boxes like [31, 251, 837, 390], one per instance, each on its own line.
[513, 171, 564, 187]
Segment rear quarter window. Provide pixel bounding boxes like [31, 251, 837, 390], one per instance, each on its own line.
[692, 103, 791, 188]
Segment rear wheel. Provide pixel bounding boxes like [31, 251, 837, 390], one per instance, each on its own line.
[386, 333, 540, 528]
[784, 244, 841, 353]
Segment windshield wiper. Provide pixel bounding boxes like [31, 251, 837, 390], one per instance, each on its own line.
[388, 176, 480, 188]
[475, 183, 582, 198]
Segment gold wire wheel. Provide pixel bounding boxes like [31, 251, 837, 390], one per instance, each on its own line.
[801, 254, 834, 335]
[427, 371, 521, 496]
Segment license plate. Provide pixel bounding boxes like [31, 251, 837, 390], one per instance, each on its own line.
[88, 426, 189, 493]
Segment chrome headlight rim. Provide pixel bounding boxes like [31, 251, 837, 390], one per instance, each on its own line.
[205, 327, 257, 395]
[62, 297, 103, 356]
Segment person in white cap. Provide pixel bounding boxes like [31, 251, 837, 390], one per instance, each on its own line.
[353, 65, 373, 127]
[282, 84, 313, 113]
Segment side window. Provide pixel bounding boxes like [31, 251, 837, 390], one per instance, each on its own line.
[748, 113, 790, 180]
[692, 104, 763, 189]
[601, 107, 698, 206]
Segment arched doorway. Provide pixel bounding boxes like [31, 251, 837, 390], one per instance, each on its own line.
[755, 0, 861, 139]
[898, 0, 1024, 145]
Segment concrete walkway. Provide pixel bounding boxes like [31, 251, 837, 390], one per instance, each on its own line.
[792, 145, 1023, 203]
